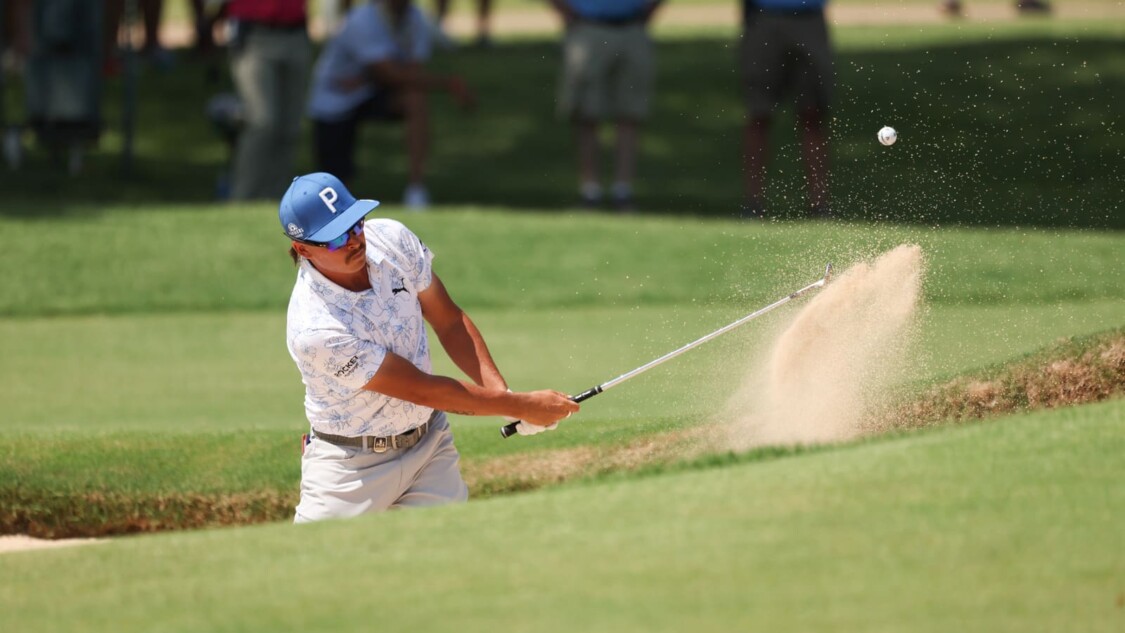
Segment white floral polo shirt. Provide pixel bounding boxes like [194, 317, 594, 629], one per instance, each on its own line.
[286, 219, 435, 437]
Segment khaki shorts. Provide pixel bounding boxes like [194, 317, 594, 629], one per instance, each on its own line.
[557, 22, 655, 122]
[293, 412, 468, 523]
[739, 12, 834, 117]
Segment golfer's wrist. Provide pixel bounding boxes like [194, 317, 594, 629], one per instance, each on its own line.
[502, 388, 520, 421]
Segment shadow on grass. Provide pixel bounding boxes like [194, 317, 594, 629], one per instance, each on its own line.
[0, 34, 1119, 228]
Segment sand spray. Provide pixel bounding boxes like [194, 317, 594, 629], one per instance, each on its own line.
[717, 244, 926, 450]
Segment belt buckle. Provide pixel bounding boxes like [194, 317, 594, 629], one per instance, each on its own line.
[371, 436, 389, 453]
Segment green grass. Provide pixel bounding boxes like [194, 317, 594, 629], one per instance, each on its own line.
[2, 399, 1122, 633]
[1, 207, 1121, 318]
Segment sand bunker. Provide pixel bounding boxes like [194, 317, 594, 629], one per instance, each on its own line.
[721, 245, 925, 450]
[0, 535, 104, 554]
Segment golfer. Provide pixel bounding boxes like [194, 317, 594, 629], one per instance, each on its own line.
[281, 172, 578, 522]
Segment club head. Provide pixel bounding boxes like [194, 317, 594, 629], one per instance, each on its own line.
[812, 262, 833, 288]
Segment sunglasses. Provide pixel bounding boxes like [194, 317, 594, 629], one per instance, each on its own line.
[298, 220, 365, 251]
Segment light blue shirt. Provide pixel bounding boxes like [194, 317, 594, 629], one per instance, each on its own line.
[566, 0, 653, 20]
[307, 2, 432, 122]
[747, 0, 828, 10]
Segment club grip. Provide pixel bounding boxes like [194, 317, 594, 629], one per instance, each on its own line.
[499, 386, 603, 439]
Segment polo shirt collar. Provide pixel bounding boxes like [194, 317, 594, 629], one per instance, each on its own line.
[299, 257, 376, 305]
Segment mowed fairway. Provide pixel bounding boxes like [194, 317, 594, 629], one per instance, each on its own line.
[2, 401, 1122, 633]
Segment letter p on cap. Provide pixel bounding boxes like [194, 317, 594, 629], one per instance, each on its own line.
[319, 187, 339, 213]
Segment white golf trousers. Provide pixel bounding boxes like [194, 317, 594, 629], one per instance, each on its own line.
[293, 412, 468, 523]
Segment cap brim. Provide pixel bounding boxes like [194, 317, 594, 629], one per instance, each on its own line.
[305, 199, 380, 243]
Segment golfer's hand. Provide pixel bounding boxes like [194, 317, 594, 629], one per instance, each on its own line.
[512, 389, 579, 427]
[513, 420, 557, 436]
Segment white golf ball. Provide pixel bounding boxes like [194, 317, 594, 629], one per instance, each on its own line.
[878, 126, 898, 146]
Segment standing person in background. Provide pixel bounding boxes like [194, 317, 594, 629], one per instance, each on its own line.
[227, 0, 311, 200]
[432, 0, 493, 47]
[739, 0, 834, 219]
[548, 0, 664, 212]
[940, 0, 1051, 18]
[279, 172, 578, 521]
[2, 0, 31, 65]
[188, 0, 225, 55]
[102, 0, 172, 76]
[307, 0, 475, 210]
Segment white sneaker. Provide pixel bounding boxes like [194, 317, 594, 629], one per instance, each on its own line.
[403, 184, 430, 210]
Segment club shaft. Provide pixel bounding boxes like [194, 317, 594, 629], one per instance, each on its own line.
[596, 277, 827, 394]
[500, 265, 831, 438]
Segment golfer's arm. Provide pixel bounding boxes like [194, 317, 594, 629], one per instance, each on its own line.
[362, 353, 514, 417]
[419, 274, 508, 391]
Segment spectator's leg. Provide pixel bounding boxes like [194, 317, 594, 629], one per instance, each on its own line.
[312, 116, 360, 185]
[737, 15, 783, 218]
[612, 119, 639, 209]
[742, 116, 771, 211]
[401, 88, 431, 188]
[940, 0, 963, 18]
[791, 12, 834, 217]
[228, 29, 310, 199]
[434, 0, 451, 23]
[611, 24, 655, 210]
[3, 0, 32, 61]
[103, 0, 124, 76]
[139, 0, 162, 54]
[231, 32, 278, 199]
[188, 0, 215, 53]
[275, 33, 311, 188]
[475, 0, 493, 45]
[797, 107, 830, 216]
[1016, 0, 1051, 14]
[576, 120, 601, 205]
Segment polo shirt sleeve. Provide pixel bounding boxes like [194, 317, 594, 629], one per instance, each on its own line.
[292, 328, 388, 395]
[409, 232, 434, 294]
[370, 219, 434, 293]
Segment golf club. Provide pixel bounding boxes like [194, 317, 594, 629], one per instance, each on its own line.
[501, 263, 834, 438]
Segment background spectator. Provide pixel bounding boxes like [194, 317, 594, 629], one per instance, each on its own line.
[227, 0, 312, 200]
[307, 0, 475, 210]
[2, 0, 32, 68]
[432, 0, 494, 47]
[739, 0, 834, 219]
[188, 0, 224, 55]
[103, 0, 174, 76]
[941, 0, 1051, 18]
[549, 0, 664, 212]
[25, 0, 103, 173]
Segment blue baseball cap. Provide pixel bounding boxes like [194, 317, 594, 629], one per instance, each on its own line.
[279, 173, 380, 243]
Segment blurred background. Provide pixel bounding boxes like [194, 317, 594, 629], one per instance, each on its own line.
[0, 0, 1120, 227]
